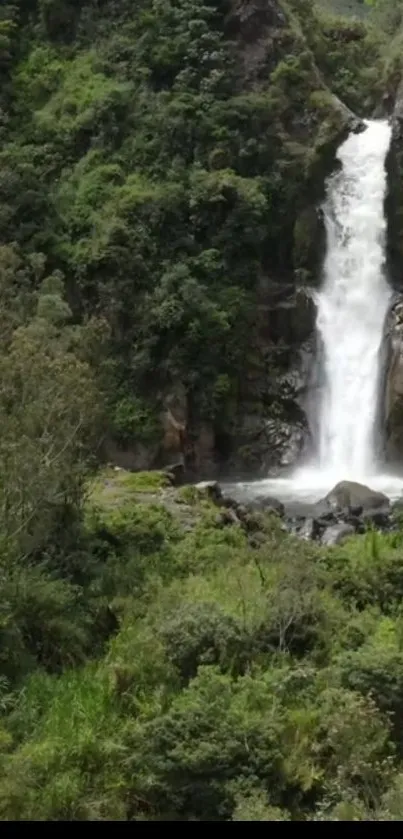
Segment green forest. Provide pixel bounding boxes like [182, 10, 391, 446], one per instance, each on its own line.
[0, 0, 403, 821]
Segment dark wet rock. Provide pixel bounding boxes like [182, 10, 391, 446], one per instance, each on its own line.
[343, 514, 365, 532]
[316, 515, 336, 529]
[219, 508, 241, 527]
[384, 82, 403, 465]
[362, 508, 392, 530]
[312, 501, 336, 521]
[321, 523, 355, 546]
[222, 495, 240, 510]
[287, 500, 394, 545]
[244, 494, 285, 517]
[298, 517, 321, 541]
[264, 420, 307, 471]
[195, 481, 223, 502]
[285, 516, 301, 536]
[164, 461, 186, 486]
[323, 481, 390, 513]
[383, 297, 403, 464]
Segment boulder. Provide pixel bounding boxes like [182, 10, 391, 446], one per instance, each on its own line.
[245, 494, 285, 517]
[163, 461, 186, 487]
[384, 297, 403, 463]
[362, 509, 392, 530]
[343, 514, 365, 533]
[218, 508, 240, 527]
[321, 523, 355, 546]
[298, 517, 321, 541]
[312, 500, 335, 521]
[323, 481, 390, 513]
[195, 481, 223, 503]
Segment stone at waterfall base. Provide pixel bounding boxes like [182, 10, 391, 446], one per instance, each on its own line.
[287, 480, 401, 545]
[323, 480, 390, 513]
[206, 478, 403, 546]
[321, 523, 355, 546]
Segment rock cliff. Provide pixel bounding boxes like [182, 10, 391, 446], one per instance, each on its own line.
[140, 0, 364, 478]
[0, 0, 377, 479]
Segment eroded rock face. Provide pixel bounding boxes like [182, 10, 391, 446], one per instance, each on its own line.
[379, 76, 403, 465]
[386, 80, 403, 292]
[106, 1, 364, 479]
[225, 0, 289, 87]
[384, 296, 403, 463]
[160, 386, 188, 462]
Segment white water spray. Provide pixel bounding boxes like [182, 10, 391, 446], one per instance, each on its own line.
[314, 119, 392, 480]
[230, 120, 403, 505]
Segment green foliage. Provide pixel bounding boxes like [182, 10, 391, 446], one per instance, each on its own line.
[1, 467, 403, 819]
[308, 3, 384, 112]
[0, 0, 402, 823]
[0, 0, 382, 464]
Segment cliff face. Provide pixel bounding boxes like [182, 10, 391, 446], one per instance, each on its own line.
[153, 0, 363, 478]
[0, 0, 378, 477]
[384, 79, 403, 466]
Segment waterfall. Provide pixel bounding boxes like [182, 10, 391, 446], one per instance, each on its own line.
[228, 118, 403, 506]
[312, 119, 392, 483]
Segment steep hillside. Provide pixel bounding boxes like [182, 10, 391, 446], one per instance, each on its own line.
[1, 466, 403, 820]
[0, 0, 382, 479]
[2, 0, 403, 824]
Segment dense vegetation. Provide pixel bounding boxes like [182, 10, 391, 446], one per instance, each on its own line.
[0, 0, 390, 474]
[3, 469, 403, 820]
[0, 0, 403, 821]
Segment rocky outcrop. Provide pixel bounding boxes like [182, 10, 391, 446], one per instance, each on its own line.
[383, 82, 403, 463]
[209, 1, 364, 477]
[106, 0, 365, 479]
[194, 478, 402, 548]
[287, 499, 396, 545]
[384, 296, 403, 463]
[283, 480, 396, 545]
[225, 0, 288, 87]
[160, 386, 188, 462]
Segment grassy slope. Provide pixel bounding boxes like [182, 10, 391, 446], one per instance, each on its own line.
[1, 469, 403, 819]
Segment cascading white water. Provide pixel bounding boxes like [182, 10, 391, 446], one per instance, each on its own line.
[314, 118, 392, 482]
[228, 119, 403, 506]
